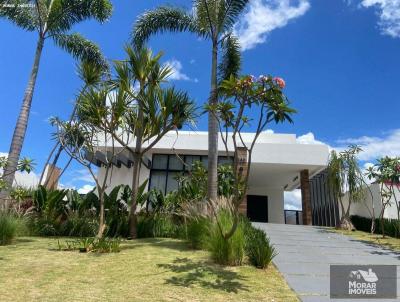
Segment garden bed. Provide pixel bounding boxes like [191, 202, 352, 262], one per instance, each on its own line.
[0, 237, 298, 302]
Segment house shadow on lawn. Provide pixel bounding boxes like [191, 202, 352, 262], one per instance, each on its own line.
[158, 257, 250, 293]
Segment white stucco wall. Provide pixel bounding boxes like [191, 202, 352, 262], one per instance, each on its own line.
[341, 183, 400, 220]
[98, 164, 150, 194]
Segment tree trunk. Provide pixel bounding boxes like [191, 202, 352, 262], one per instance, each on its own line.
[97, 189, 105, 238]
[40, 101, 79, 185]
[128, 151, 141, 239]
[128, 100, 144, 239]
[207, 40, 219, 201]
[1, 37, 45, 195]
[339, 199, 355, 230]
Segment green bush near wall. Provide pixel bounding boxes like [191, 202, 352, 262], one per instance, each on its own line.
[351, 215, 400, 238]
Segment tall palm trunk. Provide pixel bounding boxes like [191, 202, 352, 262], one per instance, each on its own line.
[1, 37, 45, 194]
[207, 39, 219, 201]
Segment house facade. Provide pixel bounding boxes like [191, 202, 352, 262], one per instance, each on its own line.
[95, 131, 330, 224]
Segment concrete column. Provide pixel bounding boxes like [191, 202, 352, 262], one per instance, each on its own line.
[300, 169, 312, 225]
[235, 147, 248, 216]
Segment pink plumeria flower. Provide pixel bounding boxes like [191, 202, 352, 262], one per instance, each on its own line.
[274, 77, 285, 89]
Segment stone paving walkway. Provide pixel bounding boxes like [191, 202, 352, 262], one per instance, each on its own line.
[254, 223, 400, 302]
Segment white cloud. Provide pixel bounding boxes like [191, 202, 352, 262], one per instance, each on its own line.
[358, 0, 400, 37]
[234, 0, 311, 50]
[284, 189, 302, 210]
[336, 129, 400, 161]
[78, 184, 95, 194]
[165, 59, 192, 81]
[296, 132, 326, 145]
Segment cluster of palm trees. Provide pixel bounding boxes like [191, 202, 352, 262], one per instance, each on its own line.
[1, 0, 251, 204]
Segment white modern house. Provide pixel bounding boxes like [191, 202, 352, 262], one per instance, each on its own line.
[95, 131, 330, 225]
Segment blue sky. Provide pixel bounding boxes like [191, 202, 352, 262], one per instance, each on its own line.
[1, 0, 400, 208]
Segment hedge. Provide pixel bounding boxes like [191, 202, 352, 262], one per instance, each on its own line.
[351, 215, 400, 238]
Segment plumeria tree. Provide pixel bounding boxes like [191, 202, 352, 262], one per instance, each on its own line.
[209, 74, 295, 240]
[0, 0, 112, 192]
[366, 156, 400, 237]
[133, 0, 248, 201]
[327, 146, 365, 230]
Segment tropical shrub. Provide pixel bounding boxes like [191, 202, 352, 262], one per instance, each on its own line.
[61, 212, 98, 237]
[92, 237, 122, 253]
[207, 210, 245, 266]
[244, 222, 277, 269]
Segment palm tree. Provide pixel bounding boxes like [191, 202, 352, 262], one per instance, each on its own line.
[0, 0, 112, 192]
[132, 0, 247, 200]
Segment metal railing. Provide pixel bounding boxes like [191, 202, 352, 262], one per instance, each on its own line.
[284, 210, 303, 225]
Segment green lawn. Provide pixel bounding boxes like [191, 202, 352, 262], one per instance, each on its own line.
[0, 237, 298, 302]
[333, 229, 400, 252]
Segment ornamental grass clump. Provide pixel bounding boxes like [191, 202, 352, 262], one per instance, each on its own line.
[244, 223, 277, 269]
[0, 212, 20, 245]
[207, 210, 245, 266]
[186, 217, 210, 250]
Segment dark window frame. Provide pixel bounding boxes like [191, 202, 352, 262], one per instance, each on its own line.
[148, 153, 233, 195]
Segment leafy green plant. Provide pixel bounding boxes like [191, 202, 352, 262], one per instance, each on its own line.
[77, 237, 96, 252]
[56, 239, 80, 251]
[92, 237, 121, 253]
[33, 185, 68, 219]
[244, 222, 277, 269]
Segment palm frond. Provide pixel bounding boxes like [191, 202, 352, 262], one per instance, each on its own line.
[218, 34, 241, 83]
[52, 33, 108, 69]
[0, 0, 39, 31]
[132, 6, 197, 49]
[219, 0, 249, 32]
[194, 0, 218, 35]
[46, 0, 112, 33]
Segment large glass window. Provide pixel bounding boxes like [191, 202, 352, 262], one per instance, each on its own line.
[149, 154, 233, 194]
